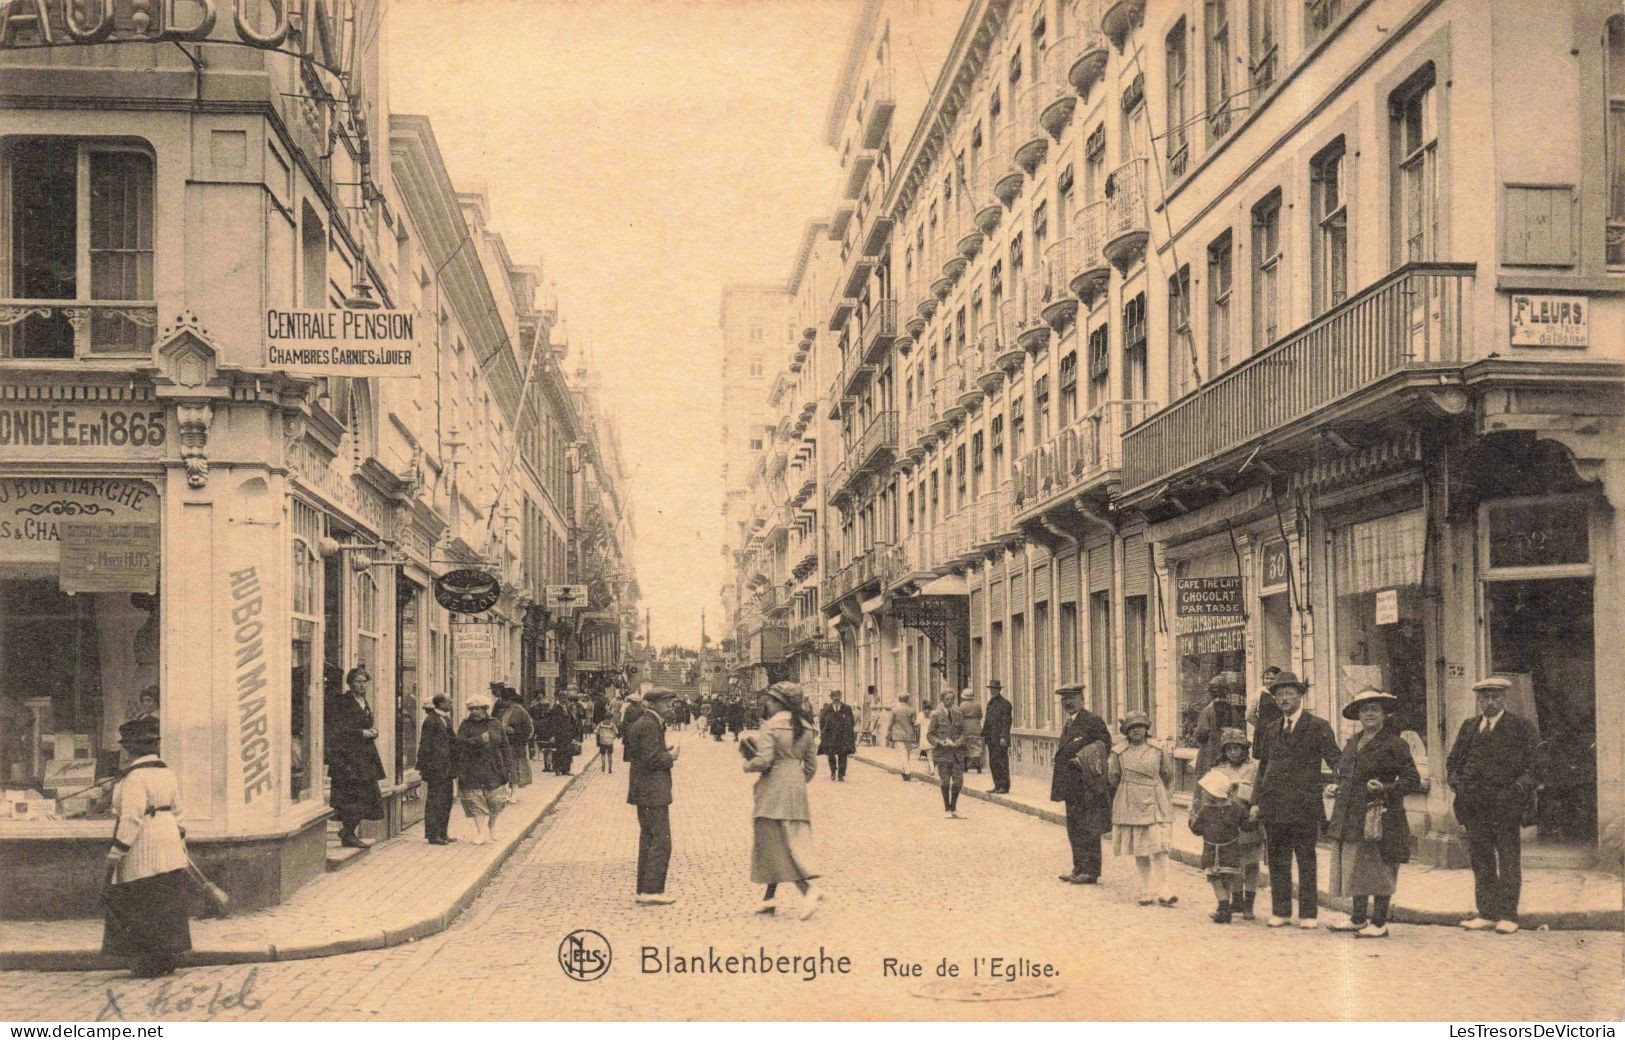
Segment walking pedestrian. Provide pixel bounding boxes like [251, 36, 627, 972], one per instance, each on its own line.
[1446, 675, 1538, 935]
[744, 682, 823, 919]
[627, 686, 679, 904]
[1190, 727, 1260, 922]
[1252, 670, 1341, 928]
[983, 680, 1013, 793]
[417, 695, 458, 845]
[455, 692, 511, 846]
[886, 694, 919, 780]
[1051, 684, 1111, 884]
[101, 717, 192, 978]
[927, 693, 967, 818]
[817, 690, 856, 781]
[495, 685, 534, 788]
[1109, 711, 1178, 907]
[547, 698, 581, 776]
[1326, 690, 1421, 938]
[727, 696, 747, 741]
[958, 688, 984, 774]
[325, 666, 385, 849]
[595, 715, 619, 774]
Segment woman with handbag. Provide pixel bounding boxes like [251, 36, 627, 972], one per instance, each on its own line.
[1326, 689, 1422, 937]
[1107, 712, 1178, 907]
[101, 717, 193, 978]
[1189, 728, 1262, 923]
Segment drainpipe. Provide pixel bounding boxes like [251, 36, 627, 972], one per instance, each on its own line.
[1071, 498, 1121, 720]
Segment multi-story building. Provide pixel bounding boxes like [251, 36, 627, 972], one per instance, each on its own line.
[0, 8, 636, 916]
[568, 363, 640, 698]
[801, 0, 1623, 870]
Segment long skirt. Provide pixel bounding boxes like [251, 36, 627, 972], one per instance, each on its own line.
[102, 870, 192, 966]
[509, 754, 533, 788]
[1329, 839, 1398, 898]
[330, 769, 385, 825]
[750, 818, 819, 884]
[1112, 821, 1171, 857]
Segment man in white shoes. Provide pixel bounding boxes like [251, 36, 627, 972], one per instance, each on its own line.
[1447, 676, 1538, 936]
[628, 687, 680, 905]
[1251, 671, 1341, 929]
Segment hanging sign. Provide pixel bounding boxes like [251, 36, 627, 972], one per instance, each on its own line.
[434, 568, 502, 615]
[536, 661, 561, 679]
[1374, 588, 1399, 626]
[264, 309, 422, 377]
[59, 521, 160, 594]
[454, 627, 494, 659]
[546, 584, 588, 612]
[1175, 576, 1244, 617]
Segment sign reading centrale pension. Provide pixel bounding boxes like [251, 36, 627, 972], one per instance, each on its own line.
[59, 522, 160, 594]
[1175, 576, 1244, 617]
[264, 309, 421, 377]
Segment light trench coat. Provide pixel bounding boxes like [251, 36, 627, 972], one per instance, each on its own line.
[1107, 742, 1176, 826]
[743, 712, 819, 821]
[109, 757, 189, 882]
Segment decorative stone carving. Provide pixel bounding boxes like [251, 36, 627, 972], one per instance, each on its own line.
[176, 403, 213, 488]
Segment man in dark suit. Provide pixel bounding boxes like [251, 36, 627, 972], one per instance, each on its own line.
[1446, 675, 1538, 935]
[416, 695, 457, 845]
[1050, 684, 1112, 884]
[983, 680, 1013, 794]
[626, 686, 678, 905]
[1251, 671, 1340, 928]
[818, 691, 857, 781]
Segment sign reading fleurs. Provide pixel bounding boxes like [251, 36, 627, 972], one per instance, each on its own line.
[264, 309, 421, 377]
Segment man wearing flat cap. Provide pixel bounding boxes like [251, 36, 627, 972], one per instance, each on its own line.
[1252, 670, 1340, 928]
[1050, 684, 1112, 884]
[1446, 675, 1538, 934]
[983, 679, 1013, 794]
[627, 686, 680, 905]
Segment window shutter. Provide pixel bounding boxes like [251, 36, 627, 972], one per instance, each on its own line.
[1032, 561, 1051, 602]
[1123, 534, 1149, 598]
[990, 579, 1006, 617]
[970, 586, 984, 631]
[1088, 541, 1112, 592]
[1058, 552, 1080, 602]
[1010, 568, 1026, 609]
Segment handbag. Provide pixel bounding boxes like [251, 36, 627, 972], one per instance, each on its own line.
[1362, 801, 1385, 842]
[1072, 740, 1107, 777]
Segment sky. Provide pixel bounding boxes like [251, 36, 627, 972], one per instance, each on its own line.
[388, 0, 849, 647]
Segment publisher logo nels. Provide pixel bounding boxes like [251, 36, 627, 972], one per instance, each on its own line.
[559, 929, 612, 982]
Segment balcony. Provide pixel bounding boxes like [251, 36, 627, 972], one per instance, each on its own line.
[830, 201, 855, 240]
[994, 167, 1025, 207]
[937, 361, 969, 424]
[860, 299, 899, 365]
[956, 351, 986, 412]
[843, 148, 878, 200]
[969, 163, 1004, 234]
[1101, 0, 1144, 50]
[860, 63, 897, 150]
[829, 295, 856, 331]
[1121, 263, 1477, 501]
[1102, 158, 1148, 270]
[1013, 399, 1154, 520]
[975, 322, 1008, 394]
[957, 225, 985, 261]
[904, 294, 929, 339]
[0, 300, 157, 359]
[789, 615, 824, 647]
[1038, 39, 1079, 139]
[1070, 200, 1111, 304]
[851, 410, 899, 476]
[1013, 83, 1049, 173]
[1068, 0, 1110, 96]
[843, 255, 877, 299]
[1041, 238, 1079, 330]
[1004, 272, 1051, 355]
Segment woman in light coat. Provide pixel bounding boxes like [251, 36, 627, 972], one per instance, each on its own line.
[1108, 711, 1178, 907]
[886, 694, 919, 780]
[743, 681, 822, 919]
[101, 716, 192, 978]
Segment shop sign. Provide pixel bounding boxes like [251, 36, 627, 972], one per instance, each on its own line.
[0, 401, 167, 458]
[434, 568, 501, 615]
[1374, 588, 1399, 626]
[1176, 624, 1244, 657]
[1260, 541, 1291, 592]
[1510, 294, 1587, 348]
[264, 309, 422, 377]
[454, 626, 494, 658]
[0, 478, 158, 564]
[228, 566, 275, 807]
[1175, 576, 1244, 617]
[59, 522, 159, 594]
[536, 660, 560, 679]
[287, 439, 391, 533]
[574, 659, 607, 672]
[546, 584, 588, 612]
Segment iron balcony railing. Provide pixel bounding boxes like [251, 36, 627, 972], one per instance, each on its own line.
[861, 299, 899, 364]
[1122, 262, 1476, 494]
[0, 299, 157, 359]
[1014, 399, 1155, 513]
[1103, 158, 1148, 262]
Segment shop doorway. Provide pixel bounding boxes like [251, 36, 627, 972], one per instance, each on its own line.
[1485, 577, 1596, 846]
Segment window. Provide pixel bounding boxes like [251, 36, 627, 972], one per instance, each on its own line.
[1169, 265, 1193, 398]
[1086, 323, 1110, 408]
[1010, 395, 1026, 457]
[1392, 67, 1439, 264]
[749, 324, 763, 342]
[1252, 191, 1282, 351]
[1059, 350, 1079, 425]
[1166, 19, 1190, 178]
[1206, 0, 1234, 142]
[301, 200, 327, 307]
[749, 355, 764, 378]
[1123, 292, 1147, 400]
[971, 429, 985, 494]
[290, 499, 322, 803]
[1121, 74, 1146, 161]
[1607, 17, 1624, 266]
[1311, 139, 1348, 312]
[2, 140, 155, 358]
[1033, 375, 1051, 442]
[1249, 0, 1280, 97]
[1305, 0, 1343, 48]
[749, 437, 764, 451]
[1207, 231, 1233, 376]
[990, 414, 1006, 479]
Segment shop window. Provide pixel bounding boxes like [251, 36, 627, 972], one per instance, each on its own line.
[1609, 16, 1625, 267]
[1331, 510, 1427, 736]
[0, 479, 161, 821]
[1174, 551, 1246, 752]
[2, 139, 155, 359]
[289, 499, 323, 803]
[396, 583, 422, 783]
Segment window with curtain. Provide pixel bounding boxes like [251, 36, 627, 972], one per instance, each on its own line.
[1391, 66, 1438, 265]
[1249, 0, 1280, 97]
[1206, 0, 1234, 141]
[1311, 138, 1348, 312]
[1252, 191, 1282, 351]
[1331, 510, 1427, 734]
[1166, 18, 1190, 177]
[1169, 265, 1193, 398]
[1607, 16, 1625, 267]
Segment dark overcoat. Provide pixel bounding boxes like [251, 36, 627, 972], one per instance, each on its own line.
[1446, 710, 1538, 826]
[1050, 707, 1112, 834]
[416, 710, 455, 782]
[982, 694, 1013, 747]
[1326, 728, 1422, 863]
[1253, 711, 1341, 826]
[626, 712, 674, 807]
[325, 692, 386, 820]
[817, 703, 857, 755]
[454, 715, 511, 790]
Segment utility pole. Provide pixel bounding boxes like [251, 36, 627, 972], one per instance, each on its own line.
[645, 607, 652, 651]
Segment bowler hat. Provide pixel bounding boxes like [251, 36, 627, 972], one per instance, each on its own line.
[118, 717, 159, 747]
[1267, 670, 1309, 692]
[1118, 711, 1152, 736]
[1342, 689, 1400, 720]
[986, 679, 1003, 692]
[1054, 683, 1086, 698]
[1472, 676, 1512, 694]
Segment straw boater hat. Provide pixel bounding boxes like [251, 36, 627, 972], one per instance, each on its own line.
[1342, 689, 1401, 720]
[1118, 710, 1152, 736]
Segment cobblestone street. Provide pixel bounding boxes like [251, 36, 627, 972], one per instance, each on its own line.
[2, 735, 1619, 1023]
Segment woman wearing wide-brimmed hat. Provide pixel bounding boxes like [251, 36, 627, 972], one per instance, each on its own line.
[101, 717, 192, 978]
[1107, 711, 1178, 907]
[1325, 689, 1421, 938]
[743, 681, 823, 918]
[1189, 727, 1262, 923]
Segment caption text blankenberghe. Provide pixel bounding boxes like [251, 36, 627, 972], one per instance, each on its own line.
[637, 947, 1058, 983]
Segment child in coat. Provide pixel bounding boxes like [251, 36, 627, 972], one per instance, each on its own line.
[595, 717, 618, 774]
[1189, 727, 1262, 922]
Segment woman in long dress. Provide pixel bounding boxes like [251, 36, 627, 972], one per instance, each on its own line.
[1325, 689, 1421, 938]
[101, 716, 192, 978]
[495, 685, 534, 788]
[1107, 711, 1179, 907]
[742, 682, 822, 919]
[325, 666, 386, 848]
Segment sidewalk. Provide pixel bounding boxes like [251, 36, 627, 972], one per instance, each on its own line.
[854, 751, 1623, 931]
[0, 763, 591, 971]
